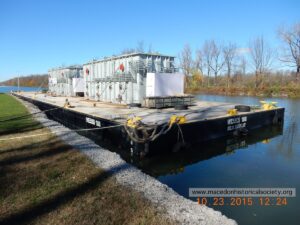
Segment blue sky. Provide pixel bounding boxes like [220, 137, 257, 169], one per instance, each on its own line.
[0, 0, 299, 81]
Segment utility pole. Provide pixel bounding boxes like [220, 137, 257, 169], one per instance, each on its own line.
[17, 74, 20, 92]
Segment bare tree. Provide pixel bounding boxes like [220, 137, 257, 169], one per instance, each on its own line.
[120, 41, 146, 54]
[179, 44, 193, 89]
[209, 40, 225, 85]
[194, 49, 204, 75]
[223, 42, 237, 88]
[232, 56, 247, 84]
[239, 56, 247, 76]
[249, 36, 273, 87]
[136, 40, 145, 53]
[202, 40, 214, 86]
[121, 48, 136, 54]
[148, 43, 153, 53]
[179, 44, 193, 76]
[278, 23, 300, 81]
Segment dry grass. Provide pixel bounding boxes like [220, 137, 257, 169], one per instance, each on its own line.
[0, 94, 175, 225]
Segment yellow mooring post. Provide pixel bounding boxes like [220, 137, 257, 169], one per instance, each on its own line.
[260, 101, 278, 110]
[227, 108, 238, 116]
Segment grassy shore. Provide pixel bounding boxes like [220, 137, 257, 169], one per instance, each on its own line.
[185, 74, 300, 98]
[0, 94, 174, 225]
[186, 85, 300, 98]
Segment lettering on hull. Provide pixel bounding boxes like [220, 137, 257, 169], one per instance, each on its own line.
[227, 116, 247, 131]
[86, 117, 102, 127]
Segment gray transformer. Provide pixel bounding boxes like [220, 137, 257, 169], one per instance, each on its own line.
[48, 65, 83, 96]
[83, 53, 177, 104]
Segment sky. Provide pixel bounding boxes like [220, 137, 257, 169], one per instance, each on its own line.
[0, 0, 299, 81]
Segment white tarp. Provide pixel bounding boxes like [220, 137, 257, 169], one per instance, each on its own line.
[146, 72, 184, 97]
[72, 78, 84, 93]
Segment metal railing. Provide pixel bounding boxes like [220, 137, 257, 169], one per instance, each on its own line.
[91, 59, 178, 83]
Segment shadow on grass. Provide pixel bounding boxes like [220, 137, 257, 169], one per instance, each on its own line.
[0, 163, 129, 225]
[0, 138, 73, 167]
[0, 121, 42, 136]
[0, 136, 58, 156]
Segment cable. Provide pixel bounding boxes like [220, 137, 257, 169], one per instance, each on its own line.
[35, 80, 46, 93]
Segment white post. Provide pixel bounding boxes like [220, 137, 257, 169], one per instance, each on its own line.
[17, 75, 20, 92]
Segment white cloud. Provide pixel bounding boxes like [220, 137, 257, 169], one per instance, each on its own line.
[236, 47, 251, 55]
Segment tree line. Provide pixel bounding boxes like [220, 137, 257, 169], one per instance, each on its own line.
[0, 74, 48, 88]
[179, 22, 300, 96]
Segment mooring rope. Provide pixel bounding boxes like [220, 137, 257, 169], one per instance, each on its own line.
[0, 124, 123, 142]
[176, 123, 185, 144]
[123, 117, 183, 144]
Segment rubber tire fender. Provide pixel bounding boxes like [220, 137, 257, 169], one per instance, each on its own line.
[174, 104, 189, 110]
[234, 105, 251, 112]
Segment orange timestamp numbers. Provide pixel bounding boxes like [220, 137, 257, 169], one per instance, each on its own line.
[197, 197, 288, 206]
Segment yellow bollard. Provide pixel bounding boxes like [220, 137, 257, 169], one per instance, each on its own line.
[227, 108, 237, 116]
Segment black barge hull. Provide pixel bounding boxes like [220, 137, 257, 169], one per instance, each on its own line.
[16, 94, 285, 155]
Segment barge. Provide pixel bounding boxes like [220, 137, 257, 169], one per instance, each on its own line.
[14, 92, 284, 156]
[12, 53, 284, 155]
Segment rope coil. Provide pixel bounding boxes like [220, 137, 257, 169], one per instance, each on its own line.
[124, 115, 186, 144]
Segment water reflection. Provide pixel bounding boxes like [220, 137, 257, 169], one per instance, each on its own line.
[275, 116, 298, 160]
[129, 125, 283, 177]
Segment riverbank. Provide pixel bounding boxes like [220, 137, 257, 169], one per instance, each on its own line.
[0, 94, 174, 225]
[186, 85, 300, 98]
[0, 94, 236, 225]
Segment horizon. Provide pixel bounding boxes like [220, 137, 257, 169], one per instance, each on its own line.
[0, 0, 299, 82]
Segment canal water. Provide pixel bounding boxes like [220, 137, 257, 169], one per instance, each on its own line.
[132, 95, 300, 225]
[0, 86, 40, 93]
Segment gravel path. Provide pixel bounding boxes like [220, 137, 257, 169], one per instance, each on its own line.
[19, 97, 237, 225]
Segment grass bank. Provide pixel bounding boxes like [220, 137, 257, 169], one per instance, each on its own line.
[0, 94, 174, 225]
[186, 85, 300, 98]
[185, 74, 300, 98]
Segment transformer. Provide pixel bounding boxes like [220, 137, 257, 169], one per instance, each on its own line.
[83, 53, 178, 104]
[48, 65, 83, 96]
